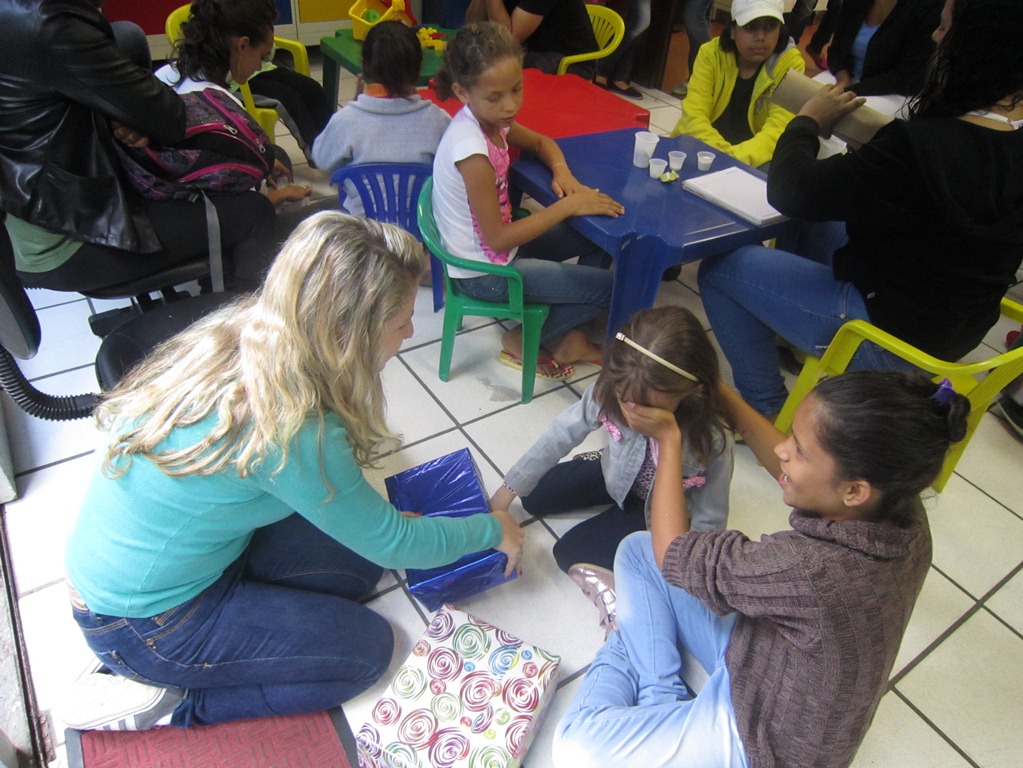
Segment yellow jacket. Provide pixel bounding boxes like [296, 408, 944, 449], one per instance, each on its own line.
[671, 38, 805, 168]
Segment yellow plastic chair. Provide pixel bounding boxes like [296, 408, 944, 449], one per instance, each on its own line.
[165, 4, 312, 143]
[774, 298, 1023, 491]
[416, 179, 550, 404]
[556, 4, 626, 76]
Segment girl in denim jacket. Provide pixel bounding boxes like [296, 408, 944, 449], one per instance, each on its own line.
[491, 306, 733, 593]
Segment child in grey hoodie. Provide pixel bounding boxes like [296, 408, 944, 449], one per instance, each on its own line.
[311, 21, 451, 215]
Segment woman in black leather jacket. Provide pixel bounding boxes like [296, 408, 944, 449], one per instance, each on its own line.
[0, 0, 275, 292]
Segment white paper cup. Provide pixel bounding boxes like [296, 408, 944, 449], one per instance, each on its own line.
[648, 158, 668, 179]
[668, 151, 687, 171]
[697, 151, 715, 171]
[633, 131, 659, 168]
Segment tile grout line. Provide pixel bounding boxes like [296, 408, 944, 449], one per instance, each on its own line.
[888, 559, 1023, 689]
[13, 450, 95, 480]
[888, 686, 982, 768]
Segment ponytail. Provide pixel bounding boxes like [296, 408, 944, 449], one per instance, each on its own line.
[174, 0, 277, 87]
[434, 22, 522, 101]
[812, 371, 971, 523]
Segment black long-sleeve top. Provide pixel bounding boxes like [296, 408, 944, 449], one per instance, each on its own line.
[767, 115, 1023, 361]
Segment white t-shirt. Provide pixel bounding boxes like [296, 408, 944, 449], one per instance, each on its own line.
[431, 106, 517, 279]
[154, 64, 241, 105]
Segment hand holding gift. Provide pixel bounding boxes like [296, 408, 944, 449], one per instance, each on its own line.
[491, 509, 524, 578]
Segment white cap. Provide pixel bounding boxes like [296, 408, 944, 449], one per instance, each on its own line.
[731, 0, 785, 27]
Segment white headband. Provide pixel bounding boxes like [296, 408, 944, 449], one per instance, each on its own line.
[615, 332, 699, 382]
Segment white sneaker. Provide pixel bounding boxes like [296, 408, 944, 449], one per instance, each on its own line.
[57, 670, 184, 731]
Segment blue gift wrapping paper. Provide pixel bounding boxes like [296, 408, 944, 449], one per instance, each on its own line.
[385, 449, 516, 611]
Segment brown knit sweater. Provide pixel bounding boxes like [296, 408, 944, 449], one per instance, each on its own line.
[662, 503, 932, 768]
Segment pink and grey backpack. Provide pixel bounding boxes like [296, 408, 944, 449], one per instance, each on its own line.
[117, 87, 274, 201]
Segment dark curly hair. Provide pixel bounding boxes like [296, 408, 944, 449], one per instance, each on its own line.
[811, 371, 970, 525]
[434, 22, 522, 101]
[362, 21, 422, 97]
[908, 0, 1023, 119]
[172, 0, 278, 88]
[592, 307, 728, 464]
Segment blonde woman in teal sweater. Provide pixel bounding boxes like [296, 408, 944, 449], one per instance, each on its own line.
[59, 212, 523, 732]
[671, 0, 805, 168]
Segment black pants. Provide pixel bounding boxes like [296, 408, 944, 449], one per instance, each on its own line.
[521, 454, 646, 573]
[248, 67, 334, 150]
[17, 193, 276, 294]
[785, 0, 843, 52]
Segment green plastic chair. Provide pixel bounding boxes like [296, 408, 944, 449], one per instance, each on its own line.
[416, 178, 549, 404]
[774, 297, 1023, 492]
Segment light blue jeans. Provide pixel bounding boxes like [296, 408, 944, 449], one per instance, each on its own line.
[455, 222, 613, 349]
[698, 221, 914, 415]
[554, 533, 748, 768]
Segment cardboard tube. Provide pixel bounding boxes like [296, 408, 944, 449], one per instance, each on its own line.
[772, 70, 894, 148]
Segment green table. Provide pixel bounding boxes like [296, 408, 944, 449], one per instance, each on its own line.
[319, 28, 455, 105]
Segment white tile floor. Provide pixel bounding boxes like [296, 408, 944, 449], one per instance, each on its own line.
[2, 56, 1022, 768]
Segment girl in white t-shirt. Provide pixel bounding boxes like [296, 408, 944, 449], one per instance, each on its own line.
[431, 22, 624, 381]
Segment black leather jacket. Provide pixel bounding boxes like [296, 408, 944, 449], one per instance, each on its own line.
[0, 0, 185, 252]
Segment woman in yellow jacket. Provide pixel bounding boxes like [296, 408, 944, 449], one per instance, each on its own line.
[671, 0, 805, 169]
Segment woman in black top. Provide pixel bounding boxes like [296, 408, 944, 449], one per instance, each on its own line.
[697, 0, 1023, 416]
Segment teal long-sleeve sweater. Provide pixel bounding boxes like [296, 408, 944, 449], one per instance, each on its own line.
[66, 412, 501, 618]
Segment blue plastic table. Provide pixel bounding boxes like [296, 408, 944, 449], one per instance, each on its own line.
[509, 129, 795, 339]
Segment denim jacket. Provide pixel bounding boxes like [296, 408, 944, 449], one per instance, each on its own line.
[503, 384, 732, 531]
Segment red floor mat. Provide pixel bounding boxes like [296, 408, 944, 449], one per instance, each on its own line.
[65, 708, 356, 768]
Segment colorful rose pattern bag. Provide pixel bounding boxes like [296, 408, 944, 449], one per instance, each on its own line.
[357, 606, 561, 768]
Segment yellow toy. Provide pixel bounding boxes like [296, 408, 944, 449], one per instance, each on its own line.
[349, 0, 414, 41]
[417, 26, 447, 51]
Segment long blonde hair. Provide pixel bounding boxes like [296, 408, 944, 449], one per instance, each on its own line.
[98, 211, 423, 478]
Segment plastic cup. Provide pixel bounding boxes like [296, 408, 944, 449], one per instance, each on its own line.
[633, 131, 659, 168]
[648, 158, 668, 179]
[668, 151, 687, 171]
[697, 151, 715, 171]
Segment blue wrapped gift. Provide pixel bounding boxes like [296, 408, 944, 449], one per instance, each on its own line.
[385, 449, 515, 611]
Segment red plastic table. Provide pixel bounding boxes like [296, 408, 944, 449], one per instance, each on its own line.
[421, 69, 650, 138]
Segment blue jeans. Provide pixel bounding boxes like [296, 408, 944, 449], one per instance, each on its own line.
[597, 0, 652, 83]
[71, 514, 393, 727]
[554, 533, 748, 768]
[456, 222, 613, 349]
[521, 455, 647, 573]
[680, 0, 715, 72]
[698, 221, 913, 415]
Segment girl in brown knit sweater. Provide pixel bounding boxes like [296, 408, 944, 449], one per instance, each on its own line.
[555, 371, 969, 768]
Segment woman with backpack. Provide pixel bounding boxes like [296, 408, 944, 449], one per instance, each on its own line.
[156, 0, 314, 209]
[0, 0, 275, 294]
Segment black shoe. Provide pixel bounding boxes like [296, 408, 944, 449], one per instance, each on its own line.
[997, 396, 1023, 441]
[606, 81, 644, 99]
[661, 265, 682, 282]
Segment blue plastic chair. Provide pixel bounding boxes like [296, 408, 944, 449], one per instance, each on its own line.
[329, 163, 444, 312]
